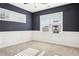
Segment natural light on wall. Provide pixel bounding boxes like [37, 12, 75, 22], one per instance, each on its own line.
[40, 12, 63, 33]
[0, 8, 26, 23]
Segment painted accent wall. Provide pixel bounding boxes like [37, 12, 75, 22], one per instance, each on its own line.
[32, 3, 79, 48]
[0, 3, 33, 48]
[32, 3, 79, 31]
[0, 3, 32, 31]
[0, 3, 79, 31]
[0, 3, 79, 48]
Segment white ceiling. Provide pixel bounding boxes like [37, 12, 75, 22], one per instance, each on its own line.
[10, 3, 69, 13]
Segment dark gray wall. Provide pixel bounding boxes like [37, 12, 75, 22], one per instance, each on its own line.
[0, 3, 79, 31]
[32, 3, 79, 31]
[0, 3, 32, 31]
[75, 4, 79, 31]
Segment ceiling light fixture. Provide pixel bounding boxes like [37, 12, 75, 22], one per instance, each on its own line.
[34, 3, 37, 8]
[24, 3, 50, 8]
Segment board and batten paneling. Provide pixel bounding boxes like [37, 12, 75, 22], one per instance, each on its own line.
[0, 31, 32, 48]
[32, 31, 79, 48]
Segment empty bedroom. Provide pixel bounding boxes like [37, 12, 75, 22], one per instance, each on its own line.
[0, 3, 79, 56]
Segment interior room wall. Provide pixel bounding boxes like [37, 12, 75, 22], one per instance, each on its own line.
[0, 31, 32, 48]
[0, 3, 33, 48]
[32, 31, 79, 48]
[0, 3, 79, 48]
[32, 3, 79, 48]
[32, 3, 79, 31]
[0, 3, 32, 31]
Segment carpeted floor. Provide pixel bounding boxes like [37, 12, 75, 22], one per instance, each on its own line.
[0, 40, 79, 56]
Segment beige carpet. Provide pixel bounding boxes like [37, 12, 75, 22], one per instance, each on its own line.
[0, 40, 79, 56]
[15, 48, 40, 56]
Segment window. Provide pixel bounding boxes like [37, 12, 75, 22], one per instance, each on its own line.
[0, 8, 26, 23]
[40, 12, 63, 33]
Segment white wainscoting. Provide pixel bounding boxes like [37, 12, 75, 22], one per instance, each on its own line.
[0, 31, 79, 48]
[0, 31, 32, 48]
[32, 31, 79, 48]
